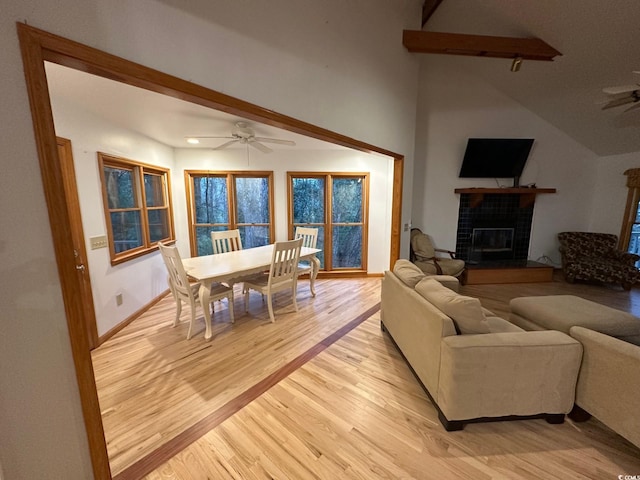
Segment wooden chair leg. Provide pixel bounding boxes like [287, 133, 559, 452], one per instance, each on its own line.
[266, 294, 275, 323]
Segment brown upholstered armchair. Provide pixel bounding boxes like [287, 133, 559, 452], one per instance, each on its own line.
[410, 228, 465, 277]
[558, 232, 640, 290]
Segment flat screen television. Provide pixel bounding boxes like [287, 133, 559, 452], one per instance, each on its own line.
[459, 138, 534, 187]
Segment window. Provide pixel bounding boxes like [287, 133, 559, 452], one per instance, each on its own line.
[185, 171, 274, 256]
[98, 153, 174, 265]
[620, 168, 640, 266]
[288, 172, 369, 272]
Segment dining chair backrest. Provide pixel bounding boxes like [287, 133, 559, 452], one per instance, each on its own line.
[211, 229, 243, 254]
[268, 238, 303, 287]
[294, 226, 318, 249]
[158, 242, 192, 301]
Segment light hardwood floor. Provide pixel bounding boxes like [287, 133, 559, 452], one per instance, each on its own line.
[92, 274, 640, 479]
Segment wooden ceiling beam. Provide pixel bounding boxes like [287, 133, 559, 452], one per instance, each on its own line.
[403, 30, 562, 61]
[422, 0, 445, 27]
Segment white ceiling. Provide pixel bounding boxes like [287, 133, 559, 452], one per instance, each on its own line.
[425, 0, 640, 157]
[46, 0, 640, 158]
[44, 62, 349, 152]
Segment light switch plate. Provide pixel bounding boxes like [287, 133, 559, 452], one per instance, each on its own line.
[90, 235, 108, 250]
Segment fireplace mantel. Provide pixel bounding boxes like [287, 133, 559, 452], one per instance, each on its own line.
[454, 187, 556, 208]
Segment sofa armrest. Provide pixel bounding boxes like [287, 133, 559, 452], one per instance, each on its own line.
[437, 331, 582, 421]
[569, 326, 640, 449]
[608, 249, 640, 264]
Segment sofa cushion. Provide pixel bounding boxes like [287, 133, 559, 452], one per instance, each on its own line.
[486, 316, 525, 333]
[415, 278, 490, 334]
[393, 259, 426, 288]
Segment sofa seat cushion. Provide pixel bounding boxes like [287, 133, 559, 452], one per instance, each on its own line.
[393, 259, 426, 288]
[486, 316, 525, 333]
[510, 295, 640, 338]
[416, 278, 490, 334]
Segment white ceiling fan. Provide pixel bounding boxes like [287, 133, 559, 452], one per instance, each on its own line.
[185, 121, 296, 153]
[601, 72, 640, 112]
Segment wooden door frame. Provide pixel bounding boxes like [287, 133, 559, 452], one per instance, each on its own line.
[57, 136, 100, 349]
[17, 23, 404, 478]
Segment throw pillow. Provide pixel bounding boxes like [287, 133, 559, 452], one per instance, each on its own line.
[393, 259, 425, 288]
[415, 277, 490, 334]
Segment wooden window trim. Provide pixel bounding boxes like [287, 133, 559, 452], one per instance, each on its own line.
[620, 168, 640, 250]
[98, 152, 175, 265]
[288, 171, 369, 273]
[185, 170, 275, 256]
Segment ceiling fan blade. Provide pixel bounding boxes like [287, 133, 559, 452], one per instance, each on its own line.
[248, 140, 272, 153]
[601, 96, 636, 110]
[212, 139, 240, 150]
[624, 101, 640, 113]
[185, 135, 234, 139]
[253, 137, 296, 146]
[603, 85, 639, 95]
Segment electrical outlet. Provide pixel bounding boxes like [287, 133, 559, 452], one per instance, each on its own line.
[116, 293, 123, 306]
[90, 235, 108, 250]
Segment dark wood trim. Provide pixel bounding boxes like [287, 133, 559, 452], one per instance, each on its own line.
[403, 30, 562, 61]
[422, 0, 445, 27]
[16, 22, 404, 479]
[391, 155, 404, 269]
[97, 290, 170, 346]
[115, 303, 381, 480]
[454, 187, 556, 208]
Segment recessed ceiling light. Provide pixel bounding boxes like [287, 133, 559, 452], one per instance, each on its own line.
[186, 137, 200, 144]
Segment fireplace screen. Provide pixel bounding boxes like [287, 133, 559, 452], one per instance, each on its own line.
[472, 227, 514, 253]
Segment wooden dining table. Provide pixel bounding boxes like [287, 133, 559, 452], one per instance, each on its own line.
[182, 244, 321, 340]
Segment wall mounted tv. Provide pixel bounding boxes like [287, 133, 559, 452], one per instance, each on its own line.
[458, 138, 534, 187]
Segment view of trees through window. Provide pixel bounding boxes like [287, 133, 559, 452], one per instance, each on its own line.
[99, 153, 173, 264]
[187, 171, 273, 256]
[290, 173, 368, 271]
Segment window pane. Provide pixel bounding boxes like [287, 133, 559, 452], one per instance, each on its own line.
[292, 177, 325, 223]
[236, 177, 269, 223]
[332, 225, 362, 268]
[238, 225, 269, 249]
[147, 209, 169, 242]
[194, 226, 220, 256]
[110, 211, 142, 253]
[104, 166, 136, 209]
[144, 173, 165, 207]
[193, 176, 229, 224]
[332, 177, 362, 223]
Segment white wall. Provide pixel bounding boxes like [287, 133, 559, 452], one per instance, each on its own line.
[173, 148, 393, 272]
[50, 98, 174, 337]
[0, 1, 420, 477]
[413, 56, 598, 265]
[590, 152, 640, 235]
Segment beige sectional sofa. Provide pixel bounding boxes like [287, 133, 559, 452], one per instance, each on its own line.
[507, 294, 640, 449]
[381, 260, 583, 431]
[569, 326, 640, 450]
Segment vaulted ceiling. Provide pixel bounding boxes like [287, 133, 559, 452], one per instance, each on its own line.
[413, 0, 640, 157]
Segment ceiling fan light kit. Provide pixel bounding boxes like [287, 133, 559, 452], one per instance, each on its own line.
[185, 121, 296, 153]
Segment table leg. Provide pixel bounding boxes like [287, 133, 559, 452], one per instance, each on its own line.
[309, 256, 320, 297]
[198, 281, 213, 340]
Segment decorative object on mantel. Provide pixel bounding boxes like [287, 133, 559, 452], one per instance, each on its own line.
[454, 187, 556, 208]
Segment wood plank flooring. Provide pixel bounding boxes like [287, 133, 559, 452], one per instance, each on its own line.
[93, 273, 640, 479]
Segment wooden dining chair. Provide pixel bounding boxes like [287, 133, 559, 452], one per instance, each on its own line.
[294, 226, 319, 296]
[211, 229, 243, 254]
[243, 238, 303, 322]
[158, 242, 234, 339]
